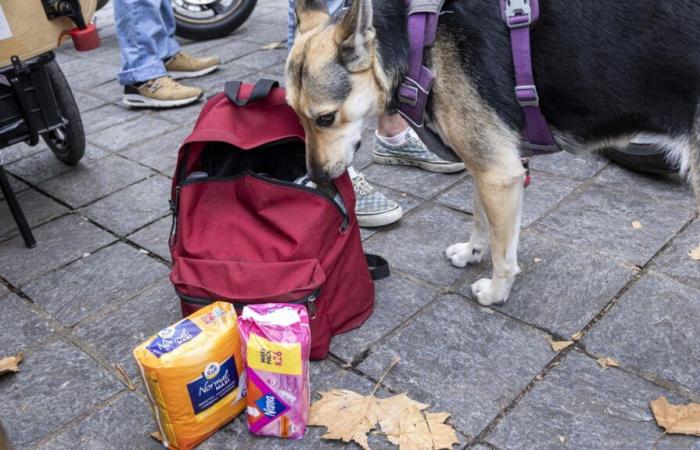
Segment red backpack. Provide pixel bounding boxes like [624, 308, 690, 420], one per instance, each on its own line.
[169, 80, 388, 360]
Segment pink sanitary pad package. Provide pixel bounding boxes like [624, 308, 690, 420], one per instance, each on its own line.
[238, 304, 311, 439]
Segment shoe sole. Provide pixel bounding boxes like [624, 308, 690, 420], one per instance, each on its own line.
[357, 205, 404, 228]
[122, 92, 203, 109]
[167, 64, 220, 80]
[373, 152, 465, 174]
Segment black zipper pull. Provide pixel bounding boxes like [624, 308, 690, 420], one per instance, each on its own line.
[307, 292, 317, 319]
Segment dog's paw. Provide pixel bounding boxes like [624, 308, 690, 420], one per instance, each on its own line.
[445, 242, 486, 268]
[470, 278, 508, 306]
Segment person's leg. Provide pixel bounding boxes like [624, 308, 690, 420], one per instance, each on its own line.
[113, 0, 170, 85]
[158, 0, 181, 61]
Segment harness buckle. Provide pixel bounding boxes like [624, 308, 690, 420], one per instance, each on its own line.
[515, 85, 539, 107]
[398, 84, 419, 107]
[505, 0, 532, 28]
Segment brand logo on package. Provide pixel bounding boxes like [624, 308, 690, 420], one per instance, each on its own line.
[187, 356, 239, 415]
[147, 319, 202, 358]
[255, 392, 288, 418]
[201, 306, 226, 325]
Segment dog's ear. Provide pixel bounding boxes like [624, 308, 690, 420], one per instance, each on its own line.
[295, 0, 330, 34]
[335, 0, 375, 72]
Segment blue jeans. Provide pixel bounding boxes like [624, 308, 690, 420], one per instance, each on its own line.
[287, 0, 345, 47]
[113, 0, 181, 85]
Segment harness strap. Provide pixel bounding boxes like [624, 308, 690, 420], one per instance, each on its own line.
[501, 0, 560, 155]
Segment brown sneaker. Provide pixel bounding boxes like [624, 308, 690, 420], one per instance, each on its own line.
[122, 76, 203, 108]
[165, 51, 220, 79]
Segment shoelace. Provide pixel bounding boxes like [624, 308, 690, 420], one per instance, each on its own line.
[352, 174, 374, 196]
[145, 76, 177, 94]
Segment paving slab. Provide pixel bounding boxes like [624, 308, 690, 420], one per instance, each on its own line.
[154, 102, 206, 130]
[534, 183, 694, 266]
[594, 163, 696, 209]
[358, 186, 423, 242]
[357, 295, 553, 436]
[437, 172, 580, 227]
[0, 174, 29, 202]
[0, 214, 116, 287]
[88, 115, 178, 152]
[456, 230, 636, 338]
[82, 103, 141, 135]
[529, 151, 608, 181]
[363, 204, 472, 286]
[0, 339, 122, 448]
[61, 59, 121, 90]
[120, 127, 189, 175]
[239, 21, 289, 45]
[584, 272, 700, 395]
[330, 274, 437, 363]
[488, 351, 700, 450]
[0, 293, 55, 355]
[6, 145, 107, 185]
[651, 219, 700, 291]
[0, 188, 69, 240]
[195, 62, 259, 92]
[82, 175, 171, 236]
[363, 163, 465, 199]
[37, 393, 160, 450]
[74, 89, 110, 113]
[128, 215, 173, 261]
[1, 142, 45, 164]
[24, 242, 169, 327]
[74, 279, 179, 382]
[39, 155, 154, 208]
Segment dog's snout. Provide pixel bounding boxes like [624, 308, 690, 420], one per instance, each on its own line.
[309, 170, 331, 183]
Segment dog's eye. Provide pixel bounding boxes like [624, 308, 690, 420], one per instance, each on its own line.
[316, 113, 336, 127]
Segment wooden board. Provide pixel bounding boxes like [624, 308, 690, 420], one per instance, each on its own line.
[0, 0, 97, 67]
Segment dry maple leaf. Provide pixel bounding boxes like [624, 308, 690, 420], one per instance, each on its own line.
[377, 394, 429, 445]
[0, 352, 23, 375]
[550, 340, 574, 352]
[308, 389, 380, 450]
[571, 331, 584, 342]
[689, 243, 700, 261]
[261, 41, 285, 50]
[596, 357, 620, 369]
[632, 220, 643, 230]
[650, 396, 700, 436]
[395, 407, 459, 450]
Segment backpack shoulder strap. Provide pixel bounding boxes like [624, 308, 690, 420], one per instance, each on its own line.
[225, 79, 279, 106]
[366, 254, 390, 281]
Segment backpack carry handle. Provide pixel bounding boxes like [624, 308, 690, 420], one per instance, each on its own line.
[225, 79, 279, 106]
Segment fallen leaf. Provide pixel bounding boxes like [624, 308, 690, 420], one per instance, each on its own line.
[571, 331, 584, 341]
[309, 389, 380, 450]
[632, 220, 643, 230]
[150, 431, 163, 442]
[423, 412, 460, 450]
[650, 396, 700, 436]
[596, 357, 620, 369]
[377, 394, 429, 445]
[0, 352, 23, 375]
[533, 257, 542, 263]
[559, 435, 566, 443]
[261, 40, 285, 50]
[689, 243, 700, 261]
[550, 340, 574, 352]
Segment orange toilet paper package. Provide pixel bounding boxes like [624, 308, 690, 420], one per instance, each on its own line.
[133, 302, 246, 450]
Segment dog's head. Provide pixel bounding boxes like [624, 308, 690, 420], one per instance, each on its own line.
[286, 0, 388, 181]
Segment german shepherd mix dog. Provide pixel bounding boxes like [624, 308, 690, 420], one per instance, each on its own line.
[286, 0, 700, 306]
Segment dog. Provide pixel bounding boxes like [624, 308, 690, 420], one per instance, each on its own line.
[285, 0, 700, 306]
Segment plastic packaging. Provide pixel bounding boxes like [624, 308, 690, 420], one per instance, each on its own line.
[133, 302, 246, 450]
[239, 304, 311, 439]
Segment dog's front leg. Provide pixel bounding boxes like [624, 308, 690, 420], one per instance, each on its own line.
[469, 164, 524, 306]
[446, 190, 490, 267]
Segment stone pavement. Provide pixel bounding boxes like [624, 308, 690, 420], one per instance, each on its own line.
[1, 2, 699, 449]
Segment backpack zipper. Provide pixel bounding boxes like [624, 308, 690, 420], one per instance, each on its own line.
[176, 288, 319, 319]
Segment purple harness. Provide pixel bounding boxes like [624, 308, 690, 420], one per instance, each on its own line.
[397, 0, 561, 156]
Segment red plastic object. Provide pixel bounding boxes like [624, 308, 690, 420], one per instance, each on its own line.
[70, 24, 100, 51]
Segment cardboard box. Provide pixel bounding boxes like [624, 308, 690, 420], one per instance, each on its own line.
[0, 0, 96, 67]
